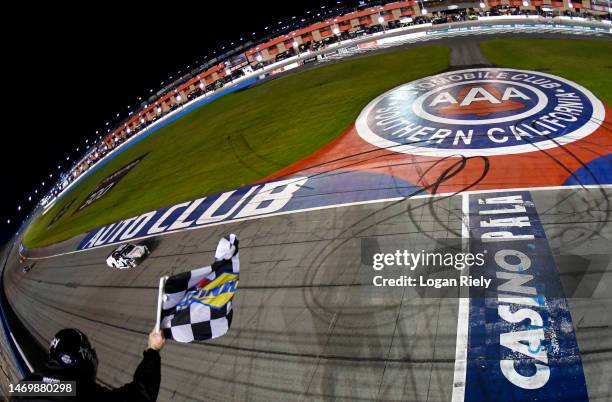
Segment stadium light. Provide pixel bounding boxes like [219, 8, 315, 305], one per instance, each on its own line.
[126, 127, 131, 134]
[256, 54, 263, 62]
[18, 206, 21, 211]
[378, 15, 384, 24]
[479, 1, 486, 7]
[292, 40, 299, 48]
[199, 82, 204, 89]
[141, 117, 146, 123]
[333, 27, 340, 35]
[567, 1, 573, 6]
[522, 0, 528, 5]
[422, 7, 428, 14]
[176, 94, 182, 102]
[157, 106, 162, 113]
[6, 219, 10, 224]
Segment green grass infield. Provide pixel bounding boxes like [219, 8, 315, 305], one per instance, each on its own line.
[480, 38, 612, 105]
[24, 46, 450, 247]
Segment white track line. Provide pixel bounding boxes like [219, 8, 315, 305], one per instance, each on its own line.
[24, 184, 611, 261]
[452, 192, 471, 402]
[9, 330, 33, 373]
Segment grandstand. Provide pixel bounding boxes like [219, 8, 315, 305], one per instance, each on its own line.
[39, 0, 611, 211]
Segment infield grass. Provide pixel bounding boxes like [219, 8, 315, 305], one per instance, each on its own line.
[24, 46, 449, 247]
[480, 38, 612, 105]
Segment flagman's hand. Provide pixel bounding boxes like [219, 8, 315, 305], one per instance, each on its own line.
[148, 328, 166, 351]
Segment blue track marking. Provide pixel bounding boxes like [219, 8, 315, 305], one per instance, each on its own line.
[563, 155, 612, 186]
[465, 191, 588, 401]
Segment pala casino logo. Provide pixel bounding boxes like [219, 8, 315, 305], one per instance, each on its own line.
[356, 68, 604, 157]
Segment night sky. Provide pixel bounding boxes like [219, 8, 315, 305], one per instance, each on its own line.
[2, 0, 355, 244]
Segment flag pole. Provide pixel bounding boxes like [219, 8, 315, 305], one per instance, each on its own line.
[155, 276, 168, 332]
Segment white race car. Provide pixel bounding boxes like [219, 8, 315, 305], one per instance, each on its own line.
[106, 243, 149, 269]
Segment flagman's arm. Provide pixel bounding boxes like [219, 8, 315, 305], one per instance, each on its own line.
[97, 329, 165, 401]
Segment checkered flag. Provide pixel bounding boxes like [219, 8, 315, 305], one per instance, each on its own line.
[159, 234, 239, 342]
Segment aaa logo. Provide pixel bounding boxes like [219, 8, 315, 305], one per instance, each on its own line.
[432, 84, 528, 117]
[356, 68, 604, 157]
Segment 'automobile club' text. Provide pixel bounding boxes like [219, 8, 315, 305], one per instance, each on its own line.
[374, 76, 583, 147]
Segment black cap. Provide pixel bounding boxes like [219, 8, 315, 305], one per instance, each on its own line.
[49, 328, 98, 380]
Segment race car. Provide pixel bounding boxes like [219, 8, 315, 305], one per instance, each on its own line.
[106, 243, 150, 269]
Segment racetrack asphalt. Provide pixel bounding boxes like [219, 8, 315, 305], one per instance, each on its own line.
[5, 195, 464, 401]
[3, 186, 611, 401]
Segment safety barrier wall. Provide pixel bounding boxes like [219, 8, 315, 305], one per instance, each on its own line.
[0, 242, 31, 393]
